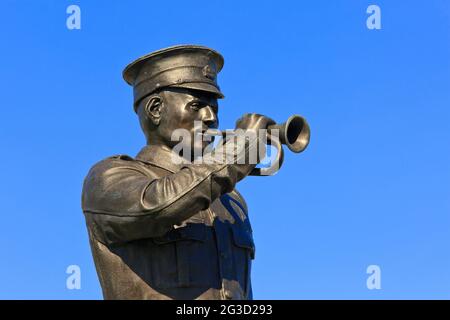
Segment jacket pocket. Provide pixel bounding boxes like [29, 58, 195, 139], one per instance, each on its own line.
[151, 223, 219, 289]
[230, 225, 255, 259]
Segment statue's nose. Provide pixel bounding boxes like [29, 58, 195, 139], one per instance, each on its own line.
[200, 106, 218, 128]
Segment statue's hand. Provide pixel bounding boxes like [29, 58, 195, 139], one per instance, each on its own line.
[234, 113, 275, 163]
[235, 113, 276, 131]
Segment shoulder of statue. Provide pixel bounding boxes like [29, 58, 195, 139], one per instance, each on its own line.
[91, 154, 138, 169]
[84, 154, 151, 181]
[108, 154, 135, 161]
[81, 154, 155, 212]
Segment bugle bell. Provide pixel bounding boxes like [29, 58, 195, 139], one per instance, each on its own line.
[249, 114, 310, 176]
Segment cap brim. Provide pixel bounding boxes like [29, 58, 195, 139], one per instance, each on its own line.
[168, 82, 224, 99]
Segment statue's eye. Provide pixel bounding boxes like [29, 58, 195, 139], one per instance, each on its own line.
[190, 102, 201, 111]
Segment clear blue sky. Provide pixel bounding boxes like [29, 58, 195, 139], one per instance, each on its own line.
[0, 0, 449, 299]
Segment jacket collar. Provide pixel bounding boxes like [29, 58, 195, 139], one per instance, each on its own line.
[135, 144, 191, 173]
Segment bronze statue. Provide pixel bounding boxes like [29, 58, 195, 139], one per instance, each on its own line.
[81, 45, 310, 300]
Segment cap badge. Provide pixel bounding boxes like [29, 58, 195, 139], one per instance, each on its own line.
[202, 65, 216, 81]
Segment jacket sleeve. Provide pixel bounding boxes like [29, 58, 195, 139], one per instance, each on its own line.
[82, 137, 258, 245]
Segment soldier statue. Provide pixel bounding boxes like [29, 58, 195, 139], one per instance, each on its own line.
[81, 45, 309, 300]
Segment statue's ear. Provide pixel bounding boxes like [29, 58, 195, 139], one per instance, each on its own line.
[145, 95, 163, 126]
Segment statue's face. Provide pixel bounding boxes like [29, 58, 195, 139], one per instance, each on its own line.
[157, 88, 219, 159]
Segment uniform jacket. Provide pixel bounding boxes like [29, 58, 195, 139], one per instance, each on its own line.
[81, 144, 256, 300]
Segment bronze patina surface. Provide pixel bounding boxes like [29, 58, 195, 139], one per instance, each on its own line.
[81, 45, 309, 300]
